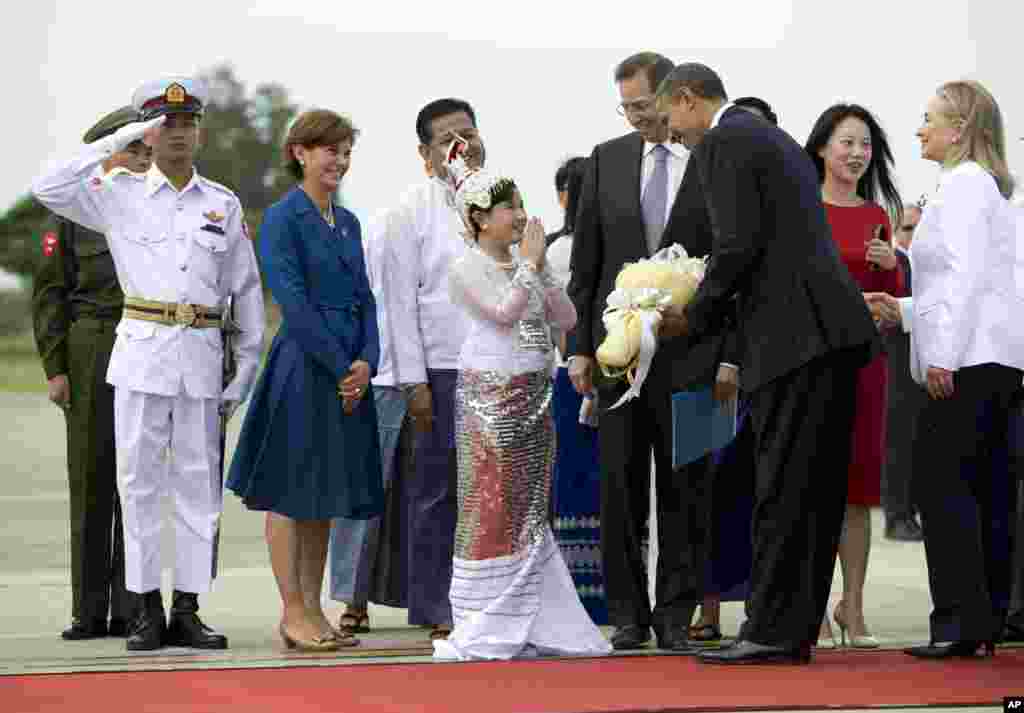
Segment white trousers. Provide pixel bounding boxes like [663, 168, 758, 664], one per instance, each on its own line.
[115, 388, 221, 594]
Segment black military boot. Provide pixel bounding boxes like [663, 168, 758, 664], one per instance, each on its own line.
[165, 591, 228, 649]
[126, 590, 166, 652]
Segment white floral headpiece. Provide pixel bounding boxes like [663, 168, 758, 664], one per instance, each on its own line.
[454, 168, 516, 238]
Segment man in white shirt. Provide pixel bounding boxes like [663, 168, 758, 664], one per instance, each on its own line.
[373, 98, 485, 638]
[32, 76, 265, 652]
[327, 208, 413, 629]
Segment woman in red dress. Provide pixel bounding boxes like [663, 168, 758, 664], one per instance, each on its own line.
[806, 104, 905, 648]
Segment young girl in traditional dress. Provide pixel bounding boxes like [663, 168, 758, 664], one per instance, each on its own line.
[432, 167, 612, 660]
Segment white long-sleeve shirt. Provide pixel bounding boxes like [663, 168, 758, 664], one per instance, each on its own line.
[31, 140, 264, 403]
[374, 179, 471, 384]
[896, 161, 1023, 383]
[449, 247, 577, 375]
[362, 210, 399, 387]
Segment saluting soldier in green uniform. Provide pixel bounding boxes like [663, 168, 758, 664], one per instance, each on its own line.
[32, 106, 153, 640]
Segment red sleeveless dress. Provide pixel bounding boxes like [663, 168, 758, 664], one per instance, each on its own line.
[824, 202, 905, 506]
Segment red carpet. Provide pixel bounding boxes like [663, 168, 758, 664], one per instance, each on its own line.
[3, 649, 1022, 713]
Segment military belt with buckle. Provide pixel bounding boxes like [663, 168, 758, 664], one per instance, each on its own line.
[123, 297, 222, 329]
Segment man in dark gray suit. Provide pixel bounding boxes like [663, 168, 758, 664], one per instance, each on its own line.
[657, 62, 881, 664]
[568, 52, 735, 652]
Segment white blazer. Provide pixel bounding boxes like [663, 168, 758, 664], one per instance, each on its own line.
[898, 162, 1023, 384]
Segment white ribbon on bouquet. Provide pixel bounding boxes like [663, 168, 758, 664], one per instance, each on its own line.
[599, 245, 706, 411]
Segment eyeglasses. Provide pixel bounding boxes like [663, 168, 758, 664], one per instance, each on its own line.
[616, 96, 656, 116]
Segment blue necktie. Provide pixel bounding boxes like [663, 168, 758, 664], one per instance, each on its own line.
[642, 145, 669, 255]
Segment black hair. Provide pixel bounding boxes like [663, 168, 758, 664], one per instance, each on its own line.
[733, 96, 778, 126]
[613, 52, 675, 93]
[554, 156, 587, 236]
[467, 178, 518, 241]
[415, 98, 477, 145]
[804, 103, 903, 229]
[655, 62, 728, 102]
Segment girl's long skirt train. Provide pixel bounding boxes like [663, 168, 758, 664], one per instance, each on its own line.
[433, 368, 611, 660]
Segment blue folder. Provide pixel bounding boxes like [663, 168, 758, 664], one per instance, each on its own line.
[672, 387, 738, 468]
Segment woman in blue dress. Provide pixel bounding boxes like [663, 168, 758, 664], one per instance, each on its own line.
[227, 109, 383, 652]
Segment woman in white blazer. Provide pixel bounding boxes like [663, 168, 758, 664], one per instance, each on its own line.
[867, 80, 1022, 659]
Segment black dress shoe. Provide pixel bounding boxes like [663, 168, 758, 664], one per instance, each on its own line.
[107, 618, 131, 637]
[61, 619, 108, 640]
[609, 625, 651, 650]
[885, 517, 923, 542]
[698, 639, 811, 665]
[904, 641, 994, 659]
[127, 590, 166, 652]
[165, 591, 228, 650]
[654, 625, 697, 653]
[1002, 621, 1024, 644]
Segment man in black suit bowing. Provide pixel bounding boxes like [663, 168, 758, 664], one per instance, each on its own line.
[656, 63, 881, 664]
[568, 52, 733, 652]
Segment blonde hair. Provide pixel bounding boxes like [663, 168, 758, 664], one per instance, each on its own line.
[937, 80, 1015, 199]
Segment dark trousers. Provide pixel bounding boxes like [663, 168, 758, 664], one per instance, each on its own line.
[1008, 406, 1023, 629]
[66, 318, 132, 623]
[406, 368, 458, 626]
[1010, 480, 1024, 630]
[740, 349, 860, 649]
[914, 363, 1022, 643]
[597, 356, 710, 631]
[882, 331, 923, 521]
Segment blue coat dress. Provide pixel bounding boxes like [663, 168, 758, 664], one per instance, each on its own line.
[227, 187, 383, 521]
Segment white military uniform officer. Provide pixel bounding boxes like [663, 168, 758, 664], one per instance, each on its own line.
[31, 76, 264, 652]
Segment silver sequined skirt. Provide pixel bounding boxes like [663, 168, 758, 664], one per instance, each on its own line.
[453, 368, 554, 561]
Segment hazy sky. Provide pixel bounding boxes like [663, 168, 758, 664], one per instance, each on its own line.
[8, 1, 1018, 232]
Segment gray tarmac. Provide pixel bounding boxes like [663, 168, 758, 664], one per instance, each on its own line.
[0, 392, 1010, 711]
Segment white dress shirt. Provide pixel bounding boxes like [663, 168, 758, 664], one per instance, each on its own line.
[31, 147, 265, 403]
[374, 179, 472, 385]
[640, 141, 688, 225]
[546, 233, 574, 367]
[449, 248, 576, 376]
[896, 162, 1023, 383]
[363, 209, 405, 388]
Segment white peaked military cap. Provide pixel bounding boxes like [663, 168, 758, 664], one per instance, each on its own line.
[131, 75, 208, 121]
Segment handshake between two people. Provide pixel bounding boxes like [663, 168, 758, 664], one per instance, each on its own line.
[864, 292, 955, 400]
[863, 292, 903, 331]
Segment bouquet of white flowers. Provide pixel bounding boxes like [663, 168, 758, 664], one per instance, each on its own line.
[596, 244, 706, 409]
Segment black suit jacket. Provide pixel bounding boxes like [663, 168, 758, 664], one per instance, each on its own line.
[568, 132, 727, 391]
[684, 106, 880, 393]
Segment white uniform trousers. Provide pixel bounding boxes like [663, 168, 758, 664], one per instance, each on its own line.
[115, 388, 221, 594]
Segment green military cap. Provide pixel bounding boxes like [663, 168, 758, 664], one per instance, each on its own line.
[82, 106, 141, 144]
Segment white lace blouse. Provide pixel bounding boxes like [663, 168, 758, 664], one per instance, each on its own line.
[448, 246, 577, 375]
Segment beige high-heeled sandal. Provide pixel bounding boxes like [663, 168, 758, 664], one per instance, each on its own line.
[833, 601, 879, 649]
[279, 623, 342, 652]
